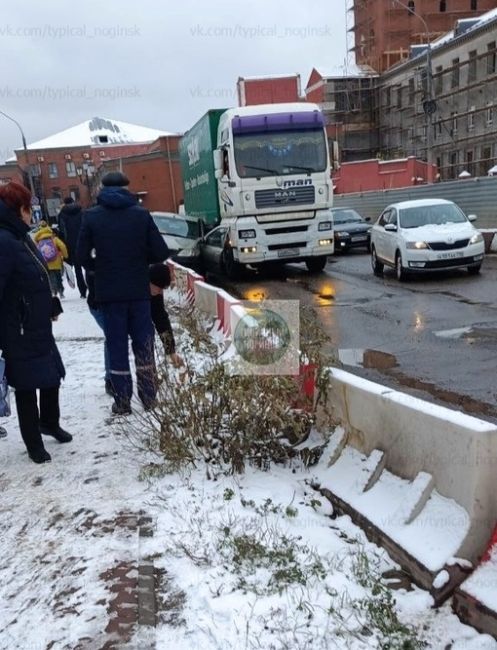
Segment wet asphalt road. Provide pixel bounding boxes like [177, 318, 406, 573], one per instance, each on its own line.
[209, 251, 497, 421]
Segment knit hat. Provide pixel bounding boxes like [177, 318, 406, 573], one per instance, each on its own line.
[101, 171, 129, 187]
[63, 196, 74, 205]
[149, 263, 171, 289]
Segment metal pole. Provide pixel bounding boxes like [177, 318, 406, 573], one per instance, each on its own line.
[390, 0, 434, 181]
[0, 109, 36, 196]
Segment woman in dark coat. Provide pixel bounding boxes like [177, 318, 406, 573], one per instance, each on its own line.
[0, 182, 72, 464]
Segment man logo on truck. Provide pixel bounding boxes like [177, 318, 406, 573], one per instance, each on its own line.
[275, 190, 297, 203]
[283, 179, 313, 188]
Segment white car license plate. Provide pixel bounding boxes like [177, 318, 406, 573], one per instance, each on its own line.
[436, 251, 464, 260]
[351, 235, 367, 242]
[278, 248, 299, 258]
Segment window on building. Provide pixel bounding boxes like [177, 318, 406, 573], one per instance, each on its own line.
[468, 50, 478, 83]
[471, 0, 478, 9]
[451, 58, 460, 88]
[435, 66, 443, 94]
[451, 112, 458, 134]
[407, 0, 415, 16]
[487, 41, 496, 75]
[466, 150, 474, 175]
[384, 86, 391, 112]
[439, 0, 446, 10]
[29, 164, 41, 177]
[468, 106, 475, 130]
[69, 186, 80, 201]
[408, 78, 415, 104]
[487, 103, 493, 124]
[422, 125, 427, 141]
[480, 146, 493, 175]
[396, 86, 403, 109]
[435, 121, 443, 139]
[65, 161, 76, 177]
[449, 151, 458, 179]
[47, 163, 58, 179]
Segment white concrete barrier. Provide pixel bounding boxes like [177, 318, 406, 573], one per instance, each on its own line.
[321, 368, 497, 566]
[193, 281, 219, 321]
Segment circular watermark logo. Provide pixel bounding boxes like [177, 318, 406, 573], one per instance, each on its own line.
[233, 307, 291, 365]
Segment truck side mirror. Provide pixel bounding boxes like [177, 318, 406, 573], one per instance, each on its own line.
[213, 149, 223, 179]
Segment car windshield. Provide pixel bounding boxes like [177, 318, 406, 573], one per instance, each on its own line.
[233, 128, 327, 178]
[331, 209, 364, 224]
[399, 204, 467, 229]
[152, 215, 200, 239]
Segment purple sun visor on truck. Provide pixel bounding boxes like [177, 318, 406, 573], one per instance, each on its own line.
[232, 111, 324, 134]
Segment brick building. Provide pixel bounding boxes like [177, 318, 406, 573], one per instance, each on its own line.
[0, 162, 24, 185]
[237, 74, 302, 106]
[351, 0, 497, 73]
[11, 116, 172, 216]
[95, 135, 184, 212]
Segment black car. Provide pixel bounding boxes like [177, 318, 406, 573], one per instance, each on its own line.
[330, 207, 372, 252]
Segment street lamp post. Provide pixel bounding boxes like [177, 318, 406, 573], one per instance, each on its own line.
[390, 0, 436, 181]
[0, 109, 36, 196]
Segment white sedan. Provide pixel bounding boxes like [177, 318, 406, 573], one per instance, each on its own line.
[370, 199, 485, 281]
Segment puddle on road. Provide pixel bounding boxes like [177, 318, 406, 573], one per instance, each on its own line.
[434, 326, 497, 342]
[338, 348, 398, 369]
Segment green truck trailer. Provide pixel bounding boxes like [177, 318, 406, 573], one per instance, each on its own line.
[179, 102, 334, 276]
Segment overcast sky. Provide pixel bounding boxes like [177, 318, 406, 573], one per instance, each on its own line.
[0, 0, 347, 162]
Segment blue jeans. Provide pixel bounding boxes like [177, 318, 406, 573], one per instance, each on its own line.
[101, 301, 156, 408]
[89, 307, 110, 382]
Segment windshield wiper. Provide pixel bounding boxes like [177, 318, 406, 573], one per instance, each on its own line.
[242, 164, 280, 174]
[285, 164, 315, 173]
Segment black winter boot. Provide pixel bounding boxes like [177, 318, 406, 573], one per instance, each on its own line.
[28, 447, 52, 464]
[40, 425, 73, 443]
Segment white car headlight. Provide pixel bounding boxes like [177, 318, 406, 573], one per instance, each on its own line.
[470, 232, 484, 244]
[406, 241, 428, 250]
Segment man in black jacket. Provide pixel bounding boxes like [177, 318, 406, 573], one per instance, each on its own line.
[77, 172, 169, 415]
[58, 197, 87, 298]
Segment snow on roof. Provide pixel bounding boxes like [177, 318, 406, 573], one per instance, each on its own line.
[24, 117, 173, 150]
[238, 73, 300, 81]
[427, 8, 497, 53]
[315, 62, 378, 79]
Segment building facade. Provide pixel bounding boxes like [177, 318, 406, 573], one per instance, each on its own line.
[351, 0, 497, 72]
[95, 136, 184, 212]
[378, 11, 497, 179]
[306, 65, 379, 163]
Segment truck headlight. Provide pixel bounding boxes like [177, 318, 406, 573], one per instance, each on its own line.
[239, 229, 256, 239]
[319, 239, 332, 246]
[318, 221, 332, 231]
[470, 232, 484, 244]
[406, 241, 428, 249]
[241, 246, 257, 254]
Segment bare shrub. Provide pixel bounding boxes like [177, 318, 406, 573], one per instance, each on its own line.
[124, 302, 336, 478]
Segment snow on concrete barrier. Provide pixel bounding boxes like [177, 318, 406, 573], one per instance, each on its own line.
[314, 368, 497, 606]
[176, 275, 497, 630]
[193, 281, 219, 322]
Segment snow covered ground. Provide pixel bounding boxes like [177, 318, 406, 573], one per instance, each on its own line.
[0, 287, 496, 649]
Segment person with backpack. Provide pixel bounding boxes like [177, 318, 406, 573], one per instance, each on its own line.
[58, 197, 87, 298]
[0, 181, 72, 464]
[77, 172, 169, 416]
[33, 221, 68, 298]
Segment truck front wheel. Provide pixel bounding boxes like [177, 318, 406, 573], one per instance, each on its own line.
[221, 248, 244, 280]
[306, 256, 328, 273]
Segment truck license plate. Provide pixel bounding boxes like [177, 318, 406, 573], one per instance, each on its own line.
[278, 248, 299, 258]
[436, 251, 464, 260]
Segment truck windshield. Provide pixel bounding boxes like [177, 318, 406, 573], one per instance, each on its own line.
[233, 128, 327, 178]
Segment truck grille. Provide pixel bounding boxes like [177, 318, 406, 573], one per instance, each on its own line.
[428, 239, 469, 251]
[268, 242, 305, 251]
[255, 186, 315, 209]
[264, 225, 309, 235]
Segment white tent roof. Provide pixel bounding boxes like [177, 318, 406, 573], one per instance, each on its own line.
[23, 117, 174, 151]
